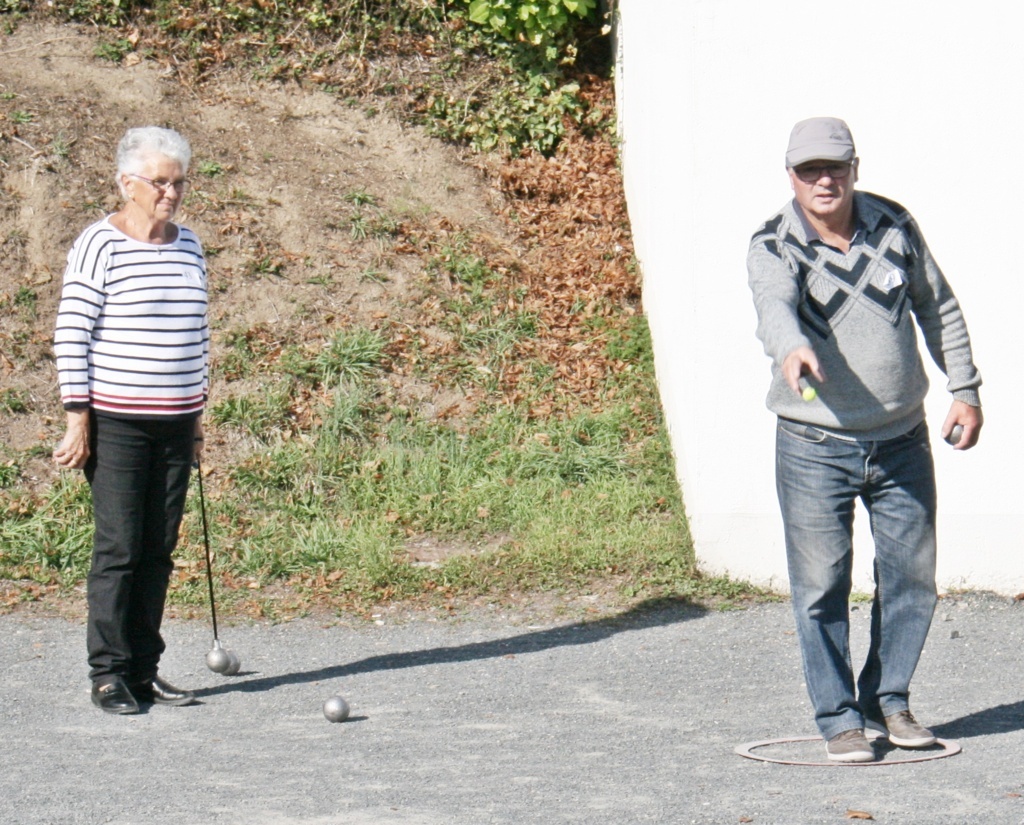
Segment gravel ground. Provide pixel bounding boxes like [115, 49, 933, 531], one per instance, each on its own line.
[2, 592, 1022, 825]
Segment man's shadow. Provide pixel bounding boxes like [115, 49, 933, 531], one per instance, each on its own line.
[932, 700, 1024, 740]
[192, 595, 706, 698]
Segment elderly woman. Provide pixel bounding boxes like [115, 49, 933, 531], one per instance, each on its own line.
[53, 126, 209, 714]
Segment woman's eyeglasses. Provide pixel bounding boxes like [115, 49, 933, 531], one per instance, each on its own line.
[129, 173, 191, 193]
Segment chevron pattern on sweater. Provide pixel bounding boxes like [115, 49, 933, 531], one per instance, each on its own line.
[783, 223, 909, 338]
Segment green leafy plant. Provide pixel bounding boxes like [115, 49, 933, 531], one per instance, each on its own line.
[0, 1, 25, 27]
[466, 0, 597, 60]
[197, 159, 224, 177]
[428, 71, 583, 156]
[245, 255, 284, 277]
[95, 38, 134, 62]
[51, 0, 133, 26]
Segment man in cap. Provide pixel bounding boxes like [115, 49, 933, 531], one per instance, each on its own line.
[747, 117, 983, 762]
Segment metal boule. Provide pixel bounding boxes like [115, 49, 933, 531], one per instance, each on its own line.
[222, 650, 241, 676]
[323, 695, 350, 723]
[206, 643, 231, 674]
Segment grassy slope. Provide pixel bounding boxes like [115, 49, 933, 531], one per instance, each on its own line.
[0, 1, 762, 620]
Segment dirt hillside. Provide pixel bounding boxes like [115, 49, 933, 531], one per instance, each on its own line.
[0, 19, 520, 483]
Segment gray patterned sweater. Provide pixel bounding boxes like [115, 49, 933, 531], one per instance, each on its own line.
[747, 191, 981, 440]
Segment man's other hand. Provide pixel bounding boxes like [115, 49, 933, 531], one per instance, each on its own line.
[941, 400, 983, 450]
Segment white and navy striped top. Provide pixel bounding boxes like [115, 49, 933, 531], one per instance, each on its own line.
[54, 217, 209, 420]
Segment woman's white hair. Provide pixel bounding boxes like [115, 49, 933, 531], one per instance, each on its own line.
[115, 126, 192, 195]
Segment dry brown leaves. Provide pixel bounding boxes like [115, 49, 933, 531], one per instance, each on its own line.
[483, 76, 640, 415]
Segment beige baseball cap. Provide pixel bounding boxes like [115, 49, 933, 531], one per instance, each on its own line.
[786, 117, 856, 167]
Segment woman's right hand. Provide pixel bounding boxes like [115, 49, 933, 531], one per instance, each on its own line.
[53, 409, 91, 469]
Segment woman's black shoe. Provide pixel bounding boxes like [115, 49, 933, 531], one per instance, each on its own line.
[129, 676, 196, 706]
[91, 678, 140, 714]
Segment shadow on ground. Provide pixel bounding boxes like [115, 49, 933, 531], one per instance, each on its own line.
[193, 595, 707, 697]
[932, 700, 1024, 740]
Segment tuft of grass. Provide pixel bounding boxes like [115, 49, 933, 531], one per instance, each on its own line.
[13, 285, 37, 315]
[216, 325, 279, 381]
[50, 131, 73, 160]
[0, 389, 28, 414]
[0, 459, 21, 488]
[349, 213, 368, 241]
[209, 385, 295, 440]
[280, 328, 387, 387]
[0, 474, 93, 583]
[344, 189, 377, 207]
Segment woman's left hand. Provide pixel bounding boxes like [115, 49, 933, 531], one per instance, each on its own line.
[193, 419, 205, 463]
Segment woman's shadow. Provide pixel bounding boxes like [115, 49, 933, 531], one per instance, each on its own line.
[192, 595, 706, 698]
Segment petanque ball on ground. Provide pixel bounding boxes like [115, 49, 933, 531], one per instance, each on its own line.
[323, 695, 350, 723]
[206, 647, 231, 674]
[223, 650, 241, 676]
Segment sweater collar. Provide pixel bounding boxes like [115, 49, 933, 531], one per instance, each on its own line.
[789, 191, 884, 244]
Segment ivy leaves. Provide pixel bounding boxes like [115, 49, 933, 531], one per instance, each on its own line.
[466, 0, 598, 60]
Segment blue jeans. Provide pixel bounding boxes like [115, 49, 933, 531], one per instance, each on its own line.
[84, 414, 195, 683]
[775, 418, 937, 740]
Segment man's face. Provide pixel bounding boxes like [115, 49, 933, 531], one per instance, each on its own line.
[788, 159, 857, 223]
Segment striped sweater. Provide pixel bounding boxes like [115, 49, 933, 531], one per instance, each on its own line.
[54, 217, 209, 420]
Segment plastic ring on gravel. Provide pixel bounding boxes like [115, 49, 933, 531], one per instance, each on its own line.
[734, 735, 961, 767]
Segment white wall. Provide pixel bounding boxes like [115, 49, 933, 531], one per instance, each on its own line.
[615, 1, 1023, 594]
